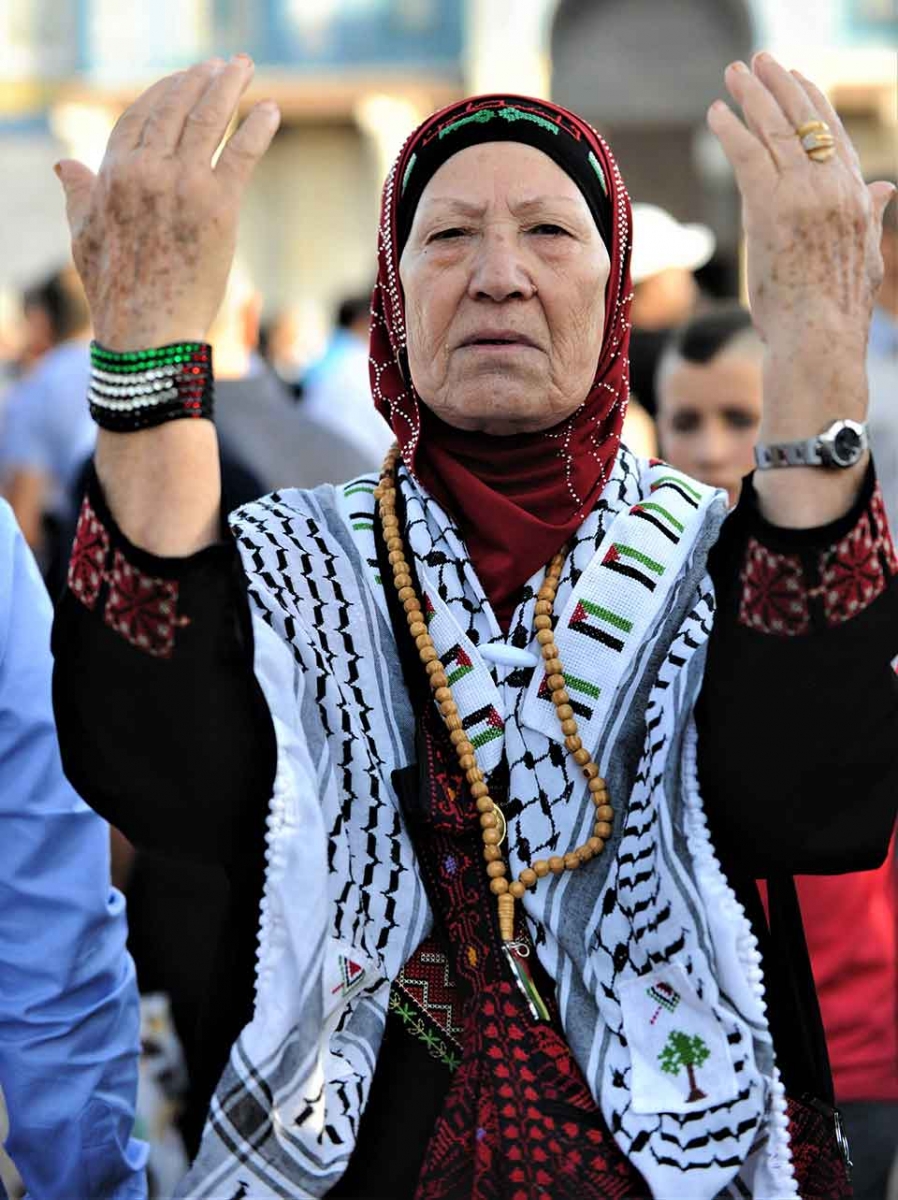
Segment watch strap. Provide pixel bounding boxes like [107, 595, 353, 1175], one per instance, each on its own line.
[754, 437, 824, 469]
[754, 420, 868, 471]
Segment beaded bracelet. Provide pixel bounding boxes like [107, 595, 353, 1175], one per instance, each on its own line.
[87, 341, 214, 432]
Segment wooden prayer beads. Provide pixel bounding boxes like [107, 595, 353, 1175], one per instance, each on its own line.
[376, 446, 613, 944]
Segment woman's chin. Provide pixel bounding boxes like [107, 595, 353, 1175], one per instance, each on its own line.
[425, 390, 583, 437]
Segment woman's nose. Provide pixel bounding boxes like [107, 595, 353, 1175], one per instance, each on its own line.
[468, 231, 537, 302]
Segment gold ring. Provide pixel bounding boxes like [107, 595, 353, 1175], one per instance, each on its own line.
[797, 119, 835, 162]
[796, 119, 831, 137]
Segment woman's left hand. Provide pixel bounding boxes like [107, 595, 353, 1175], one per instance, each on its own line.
[708, 54, 895, 527]
[709, 53, 893, 353]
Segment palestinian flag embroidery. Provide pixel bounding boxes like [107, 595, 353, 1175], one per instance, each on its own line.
[568, 598, 633, 652]
[462, 703, 504, 750]
[349, 510, 374, 534]
[343, 479, 377, 501]
[630, 500, 684, 544]
[331, 955, 366, 998]
[444, 643, 474, 686]
[650, 474, 702, 510]
[647, 981, 681, 1025]
[537, 671, 599, 721]
[602, 542, 664, 591]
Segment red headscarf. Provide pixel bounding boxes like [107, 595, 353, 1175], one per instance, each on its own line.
[370, 95, 633, 629]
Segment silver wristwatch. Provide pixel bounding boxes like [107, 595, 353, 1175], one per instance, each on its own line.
[754, 419, 869, 471]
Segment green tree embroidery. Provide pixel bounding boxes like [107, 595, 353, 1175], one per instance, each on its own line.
[658, 1030, 711, 1103]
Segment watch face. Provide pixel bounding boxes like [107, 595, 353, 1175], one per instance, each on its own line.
[832, 425, 863, 466]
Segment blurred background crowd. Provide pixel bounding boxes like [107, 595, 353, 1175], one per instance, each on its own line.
[0, 1, 895, 1197]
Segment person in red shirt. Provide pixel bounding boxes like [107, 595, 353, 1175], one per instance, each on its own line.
[657, 303, 898, 1200]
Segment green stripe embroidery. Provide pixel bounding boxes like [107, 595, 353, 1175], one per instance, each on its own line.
[344, 484, 375, 498]
[446, 665, 473, 687]
[652, 475, 702, 501]
[580, 599, 633, 633]
[439, 106, 560, 142]
[614, 543, 664, 575]
[639, 502, 684, 533]
[588, 151, 608, 196]
[401, 152, 417, 195]
[352, 522, 373, 533]
[388, 992, 460, 1071]
[564, 673, 601, 700]
[470, 726, 504, 750]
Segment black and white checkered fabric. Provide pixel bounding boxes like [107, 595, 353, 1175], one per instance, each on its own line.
[176, 450, 798, 1199]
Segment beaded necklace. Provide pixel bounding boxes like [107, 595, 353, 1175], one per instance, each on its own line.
[376, 447, 614, 1000]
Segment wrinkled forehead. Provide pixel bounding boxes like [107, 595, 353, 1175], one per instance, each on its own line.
[394, 96, 617, 256]
[408, 142, 593, 228]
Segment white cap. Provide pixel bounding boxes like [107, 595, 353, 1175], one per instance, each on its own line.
[630, 203, 715, 284]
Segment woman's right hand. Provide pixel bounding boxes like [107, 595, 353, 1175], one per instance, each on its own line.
[56, 55, 280, 351]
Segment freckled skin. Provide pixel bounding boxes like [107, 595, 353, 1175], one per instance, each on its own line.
[399, 143, 611, 436]
[55, 53, 890, 551]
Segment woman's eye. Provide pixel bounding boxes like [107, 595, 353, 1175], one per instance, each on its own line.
[529, 223, 568, 237]
[429, 227, 468, 242]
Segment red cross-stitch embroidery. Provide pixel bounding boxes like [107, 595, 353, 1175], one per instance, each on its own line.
[407, 707, 646, 1199]
[738, 538, 810, 636]
[817, 483, 898, 627]
[103, 551, 181, 659]
[738, 483, 898, 636]
[786, 1097, 852, 1199]
[871, 484, 898, 573]
[67, 496, 110, 611]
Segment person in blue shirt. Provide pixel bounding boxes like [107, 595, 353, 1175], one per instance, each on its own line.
[0, 497, 146, 1199]
[0, 267, 95, 579]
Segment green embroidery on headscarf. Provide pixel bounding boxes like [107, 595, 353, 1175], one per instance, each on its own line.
[401, 152, 418, 195]
[438, 106, 560, 141]
[588, 151, 608, 196]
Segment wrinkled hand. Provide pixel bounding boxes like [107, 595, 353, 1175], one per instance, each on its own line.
[707, 53, 894, 351]
[56, 56, 280, 351]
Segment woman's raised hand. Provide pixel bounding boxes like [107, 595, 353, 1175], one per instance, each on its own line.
[706, 53, 894, 528]
[56, 56, 280, 351]
[708, 53, 893, 355]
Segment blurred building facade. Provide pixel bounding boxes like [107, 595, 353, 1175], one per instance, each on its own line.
[0, 0, 895, 343]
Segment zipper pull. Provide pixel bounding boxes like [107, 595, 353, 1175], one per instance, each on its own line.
[502, 941, 551, 1022]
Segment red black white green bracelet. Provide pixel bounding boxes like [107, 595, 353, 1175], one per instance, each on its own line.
[88, 341, 214, 432]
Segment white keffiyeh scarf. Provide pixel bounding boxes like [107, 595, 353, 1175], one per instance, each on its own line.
[177, 447, 798, 1199]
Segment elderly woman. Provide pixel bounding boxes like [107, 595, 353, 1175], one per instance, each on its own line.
[52, 53, 897, 1199]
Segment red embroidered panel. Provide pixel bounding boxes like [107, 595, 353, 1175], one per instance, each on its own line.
[738, 538, 810, 636]
[103, 550, 181, 660]
[870, 484, 898, 574]
[408, 708, 648, 1200]
[817, 483, 898, 628]
[397, 938, 464, 1043]
[738, 483, 898, 635]
[67, 496, 110, 611]
[785, 1097, 852, 1200]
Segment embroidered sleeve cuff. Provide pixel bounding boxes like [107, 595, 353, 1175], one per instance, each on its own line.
[67, 465, 237, 658]
[733, 464, 898, 635]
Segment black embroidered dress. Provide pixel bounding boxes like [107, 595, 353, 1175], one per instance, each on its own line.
[53, 463, 898, 1198]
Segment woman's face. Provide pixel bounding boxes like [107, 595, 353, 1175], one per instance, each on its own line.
[656, 351, 762, 506]
[399, 143, 610, 435]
